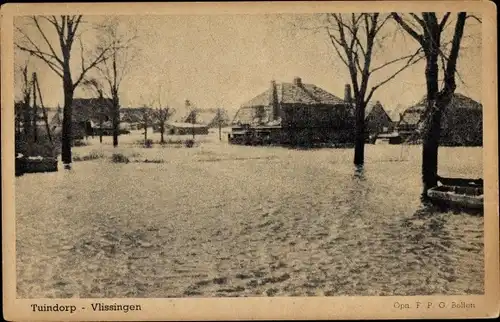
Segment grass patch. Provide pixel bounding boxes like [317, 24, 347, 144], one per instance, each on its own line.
[133, 139, 154, 148]
[158, 138, 184, 145]
[110, 153, 130, 163]
[73, 150, 104, 162]
[133, 158, 165, 163]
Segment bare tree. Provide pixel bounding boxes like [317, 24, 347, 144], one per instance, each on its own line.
[392, 12, 473, 194]
[141, 106, 153, 144]
[184, 100, 197, 140]
[15, 16, 114, 168]
[82, 78, 107, 143]
[215, 107, 227, 141]
[153, 107, 173, 144]
[325, 13, 425, 166]
[94, 19, 138, 148]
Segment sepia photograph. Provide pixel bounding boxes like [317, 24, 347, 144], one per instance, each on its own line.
[2, 1, 498, 321]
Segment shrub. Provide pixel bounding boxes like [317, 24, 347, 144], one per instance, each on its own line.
[184, 139, 195, 148]
[142, 159, 165, 163]
[144, 139, 153, 148]
[111, 153, 130, 163]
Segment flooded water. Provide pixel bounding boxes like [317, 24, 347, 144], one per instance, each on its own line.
[15, 141, 484, 298]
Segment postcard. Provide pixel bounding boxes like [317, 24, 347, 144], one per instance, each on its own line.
[2, 1, 498, 320]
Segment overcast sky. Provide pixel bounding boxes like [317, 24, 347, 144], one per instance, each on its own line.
[14, 13, 482, 116]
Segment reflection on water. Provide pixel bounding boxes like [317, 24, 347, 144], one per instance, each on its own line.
[15, 145, 484, 298]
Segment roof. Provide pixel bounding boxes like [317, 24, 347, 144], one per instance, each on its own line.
[400, 93, 482, 126]
[72, 98, 114, 123]
[365, 101, 389, 118]
[181, 107, 231, 126]
[241, 81, 345, 108]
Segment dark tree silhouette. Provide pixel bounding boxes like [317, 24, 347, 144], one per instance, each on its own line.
[392, 12, 472, 194]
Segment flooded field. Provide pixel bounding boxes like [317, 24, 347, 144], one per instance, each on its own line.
[15, 132, 484, 298]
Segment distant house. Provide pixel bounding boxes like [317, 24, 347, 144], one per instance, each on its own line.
[364, 101, 394, 134]
[184, 108, 231, 128]
[167, 122, 209, 135]
[398, 93, 483, 146]
[173, 100, 230, 128]
[230, 78, 355, 146]
[121, 107, 153, 130]
[50, 97, 114, 138]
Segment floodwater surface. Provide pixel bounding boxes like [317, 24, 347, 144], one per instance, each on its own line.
[15, 134, 484, 298]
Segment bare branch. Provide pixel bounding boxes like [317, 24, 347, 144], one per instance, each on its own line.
[441, 12, 467, 96]
[374, 14, 391, 34]
[31, 17, 64, 65]
[466, 14, 482, 24]
[370, 47, 422, 73]
[365, 52, 425, 104]
[67, 15, 82, 46]
[439, 12, 451, 31]
[73, 46, 112, 88]
[410, 13, 427, 28]
[326, 27, 350, 67]
[391, 13, 424, 44]
[16, 44, 63, 78]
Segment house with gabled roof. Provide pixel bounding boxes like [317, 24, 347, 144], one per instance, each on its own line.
[397, 93, 482, 146]
[364, 101, 394, 135]
[172, 99, 231, 128]
[230, 77, 355, 146]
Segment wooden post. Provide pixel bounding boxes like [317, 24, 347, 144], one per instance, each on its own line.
[32, 72, 38, 143]
[218, 108, 222, 141]
[191, 111, 196, 140]
[35, 73, 53, 143]
[99, 93, 104, 144]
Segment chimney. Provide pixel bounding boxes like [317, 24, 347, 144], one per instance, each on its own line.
[293, 77, 302, 87]
[269, 80, 279, 121]
[344, 84, 352, 104]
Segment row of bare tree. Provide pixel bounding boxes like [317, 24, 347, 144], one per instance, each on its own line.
[16, 13, 480, 194]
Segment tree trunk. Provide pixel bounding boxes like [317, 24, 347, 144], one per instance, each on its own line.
[219, 123, 222, 141]
[421, 39, 441, 194]
[61, 73, 74, 166]
[421, 102, 442, 193]
[353, 98, 366, 166]
[160, 126, 165, 143]
[99, 117, 103, 144]
[112, 95, 119, 147]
